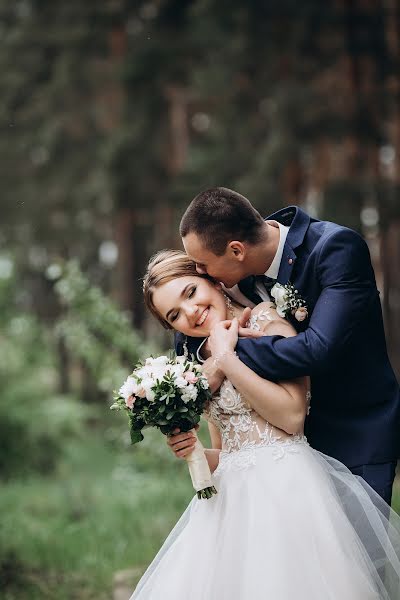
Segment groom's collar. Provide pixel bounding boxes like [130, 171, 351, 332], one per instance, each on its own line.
[266, 205, 311, 251]
[264, 221, 289, 279]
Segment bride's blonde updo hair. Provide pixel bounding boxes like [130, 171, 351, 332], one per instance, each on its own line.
[143, 249, 207, 329]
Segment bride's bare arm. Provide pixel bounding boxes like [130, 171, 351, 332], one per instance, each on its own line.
[209, 312, 309, 435]
[200, 357, 225, 393]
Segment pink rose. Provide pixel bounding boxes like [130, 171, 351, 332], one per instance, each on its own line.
[184, 371, 198, 384]
[294, 307, 308, 322]
[125, 395, 135, 409]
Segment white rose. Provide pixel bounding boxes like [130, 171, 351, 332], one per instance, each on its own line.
[150, 366, 168, 381]
[270, 283, 287, 304]
[181, 384, 198, 403]
[271, 283, 288, 317]
[119, 376, 138, 400]
[147, 389, 155, 402]
[175, 376, 188, 389]
[170, 364, 185, 378]
[141, 377, 156, 401]
[135, 366, 151, 379]
[146, 355, 169, 367]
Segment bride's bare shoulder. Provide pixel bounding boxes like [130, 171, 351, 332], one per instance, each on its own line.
[249, 302, 296, 337]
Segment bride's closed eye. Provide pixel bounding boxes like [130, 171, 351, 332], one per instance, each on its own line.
[170, 285, 197, 323]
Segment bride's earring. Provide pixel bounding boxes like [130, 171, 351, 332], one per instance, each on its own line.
[182, 337, 189, 359]
[222, 291, 235, 319]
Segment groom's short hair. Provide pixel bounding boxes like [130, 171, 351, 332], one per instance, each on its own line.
[180, 187, 265, 256]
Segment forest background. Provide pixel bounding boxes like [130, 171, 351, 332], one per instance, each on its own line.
[1, 1, 400, 598]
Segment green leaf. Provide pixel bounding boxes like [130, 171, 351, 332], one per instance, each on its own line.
[130, 429, 144, 444]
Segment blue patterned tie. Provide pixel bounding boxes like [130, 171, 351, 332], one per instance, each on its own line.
[262, 275, 277, 294]
[238, 275, 277, 304]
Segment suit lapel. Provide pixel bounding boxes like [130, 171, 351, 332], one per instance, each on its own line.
[277, 244, 297, 284]
[268, 206, 312, 284]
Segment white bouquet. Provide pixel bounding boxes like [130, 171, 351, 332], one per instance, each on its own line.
[111, 354, 217, 499]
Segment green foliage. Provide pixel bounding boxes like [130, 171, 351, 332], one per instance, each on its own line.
[0, 417, 195, 599]
[53, 260, 153, 393]
[0, 382, 89, 479]
[0, 258, 151, 480]
[0, 1, 118, 267]
[0, 275, 90, 479]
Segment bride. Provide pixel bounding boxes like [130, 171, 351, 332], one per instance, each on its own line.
[130, 249, 400, 599]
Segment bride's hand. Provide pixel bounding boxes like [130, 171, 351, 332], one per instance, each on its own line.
[209, 318, 239, 358]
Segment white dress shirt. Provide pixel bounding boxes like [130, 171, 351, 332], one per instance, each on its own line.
[255, 221, 289, 302]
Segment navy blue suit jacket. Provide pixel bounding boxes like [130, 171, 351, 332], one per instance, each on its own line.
[175, 206, 400, 468]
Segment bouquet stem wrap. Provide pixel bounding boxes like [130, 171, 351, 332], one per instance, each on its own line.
[185, 431, 217, 500]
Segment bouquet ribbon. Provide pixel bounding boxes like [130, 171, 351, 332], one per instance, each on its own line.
[185, 432, 215, 497]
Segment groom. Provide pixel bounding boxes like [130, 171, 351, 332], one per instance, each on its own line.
[171, 187, 400, 505]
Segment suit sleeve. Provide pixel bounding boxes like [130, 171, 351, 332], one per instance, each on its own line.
[174, 332, 185, 355]
[236, 229, 379, 379]
[174, 331, 204, 358]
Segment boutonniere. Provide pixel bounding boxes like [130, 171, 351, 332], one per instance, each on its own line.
[270, 283, 308, 322]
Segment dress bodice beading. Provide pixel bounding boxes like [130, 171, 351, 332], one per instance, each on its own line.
[203, 306, 310, 472]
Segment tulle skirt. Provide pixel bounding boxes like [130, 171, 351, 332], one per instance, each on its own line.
[130, 442, 400, 599]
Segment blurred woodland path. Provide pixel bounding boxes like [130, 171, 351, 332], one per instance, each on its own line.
[113, 567, 144, 600]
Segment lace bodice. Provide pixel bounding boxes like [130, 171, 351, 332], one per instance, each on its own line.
[204, 378, 304, 448]
[203, 305, 310, 470]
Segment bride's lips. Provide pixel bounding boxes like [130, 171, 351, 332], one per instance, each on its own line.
[196, 307, 209, 327]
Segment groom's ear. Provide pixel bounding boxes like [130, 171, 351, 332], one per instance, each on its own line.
[228, 241, 246, 261]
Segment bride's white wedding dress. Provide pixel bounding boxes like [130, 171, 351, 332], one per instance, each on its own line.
[130, 313, 400, 599]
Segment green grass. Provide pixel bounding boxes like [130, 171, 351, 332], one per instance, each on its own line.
[392, 473, 400, 515]
[0, 413, 197, 599]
